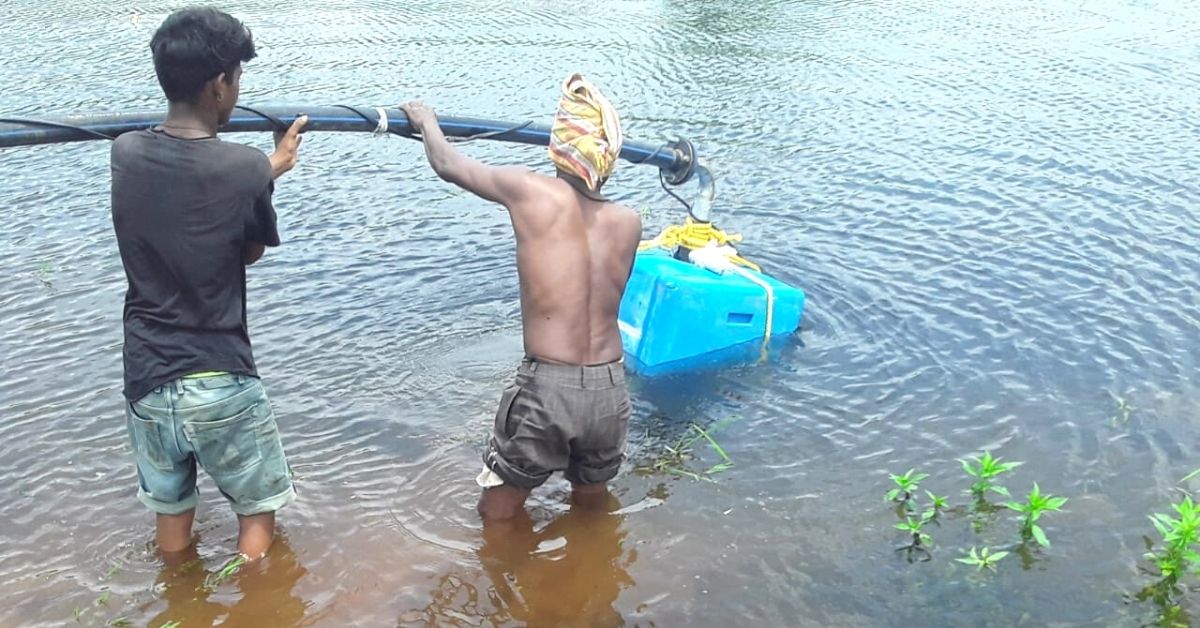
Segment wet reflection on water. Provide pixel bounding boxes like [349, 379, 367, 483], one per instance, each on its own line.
[402, 492, 635, 627]
[147, 534, 308, 626]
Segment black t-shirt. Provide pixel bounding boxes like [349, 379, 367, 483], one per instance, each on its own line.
[110, 129, 279, 402]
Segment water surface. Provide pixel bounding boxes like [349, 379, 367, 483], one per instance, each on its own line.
[1, 0, 1199, 625]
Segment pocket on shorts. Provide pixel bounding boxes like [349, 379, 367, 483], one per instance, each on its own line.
[615, 395, 632, 424]
[127, 403, 172, 471]
[493, 385, 523, 439]
[183, 398, 264, 475]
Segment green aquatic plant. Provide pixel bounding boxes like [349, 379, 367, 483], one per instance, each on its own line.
[960, 451, 1022, 499]
[895, 515, 932, 562]
[1005, 483, 1067, 547]
[648, 421, 734, 481]
[1156, 605, 1189, 628]
[1145, 495, 1200, 591]
[1179, 468, 1200, 485]
[895, 516, 932, 545]
[107, 618, 130, 627]
[1137, 496, 1200, 626]
[693, 424, 734, 475]
[203, 554, 247, 590]
[96, 591, 110, 607]
[161, 621, 182, 628]
[922, 490, 949, 521]
[954, 546, 1010, 572]
[1111, 393, 1134, 426]
[32, 262, 57, 290]
[885, 469, 929, 507]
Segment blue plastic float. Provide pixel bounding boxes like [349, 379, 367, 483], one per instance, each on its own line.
[619, 250, 805, 375]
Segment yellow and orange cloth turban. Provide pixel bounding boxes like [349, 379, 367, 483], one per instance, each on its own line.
[548, 73, 623, 192]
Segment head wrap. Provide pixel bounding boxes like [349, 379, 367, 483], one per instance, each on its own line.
[548, 73, 622, 191]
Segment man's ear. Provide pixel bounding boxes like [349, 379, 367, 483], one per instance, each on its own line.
[211, 72, 227, 101]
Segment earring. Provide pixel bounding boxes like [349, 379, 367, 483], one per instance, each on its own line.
[216, 93, 223, 102]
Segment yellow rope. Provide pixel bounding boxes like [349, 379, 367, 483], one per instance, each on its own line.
[638, 216, 762, 272]
[732, 266, 775, 362]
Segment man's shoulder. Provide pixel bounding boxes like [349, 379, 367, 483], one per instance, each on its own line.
[111, 129, 151, 159]
[214, 139, 270, 166]
[508, 170, 576, 209]
[527, 169, 570, 191]
[112, 130, 142, 147]
[211, 139, 272, 182]
[603, 200, 641, 225]
[213, 138, 265, 158]
[112, 131, 267, 168]
[613, 204, 643, 244]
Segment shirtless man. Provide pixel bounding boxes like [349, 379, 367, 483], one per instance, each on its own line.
[402, 74, 641, 520]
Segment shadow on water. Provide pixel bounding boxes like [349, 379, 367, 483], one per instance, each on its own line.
[400, 493, 635, 627]
[662, 0, 814, 34]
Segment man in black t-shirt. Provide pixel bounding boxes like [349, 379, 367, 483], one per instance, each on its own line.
[111, 8, 307, 561]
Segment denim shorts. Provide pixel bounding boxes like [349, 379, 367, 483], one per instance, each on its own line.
[125, 374, 295, 516]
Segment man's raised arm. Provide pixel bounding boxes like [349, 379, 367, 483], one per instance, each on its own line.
[402, 101, 533, 207]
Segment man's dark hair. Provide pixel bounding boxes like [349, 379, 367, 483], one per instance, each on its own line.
[150, 8, 256, 103]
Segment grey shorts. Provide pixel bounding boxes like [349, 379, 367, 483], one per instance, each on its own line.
[483, 358, 631, 489]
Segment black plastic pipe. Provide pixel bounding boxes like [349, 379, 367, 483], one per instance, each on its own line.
[0, 105, 698, 184]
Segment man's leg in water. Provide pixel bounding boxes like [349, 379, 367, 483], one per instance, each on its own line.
[155, 507, 278, 560]
[571, 483, 612, 510]
[156, 510, 196, 554]
[478, 485, 532, 521]
[237, 512, 277, 560]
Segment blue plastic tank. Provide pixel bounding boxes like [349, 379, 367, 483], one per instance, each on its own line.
[618, 250, 805, 374]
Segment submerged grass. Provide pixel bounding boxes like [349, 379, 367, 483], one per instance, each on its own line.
[1179, 468, 1200, 486]
[203, 554, 247, 591]
[33, 261, 56, 289]
[1110, 392, 1134, 427]
[645, 420, 735, 482]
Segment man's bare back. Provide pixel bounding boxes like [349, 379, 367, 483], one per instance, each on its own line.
[507, 175, 641, 365]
